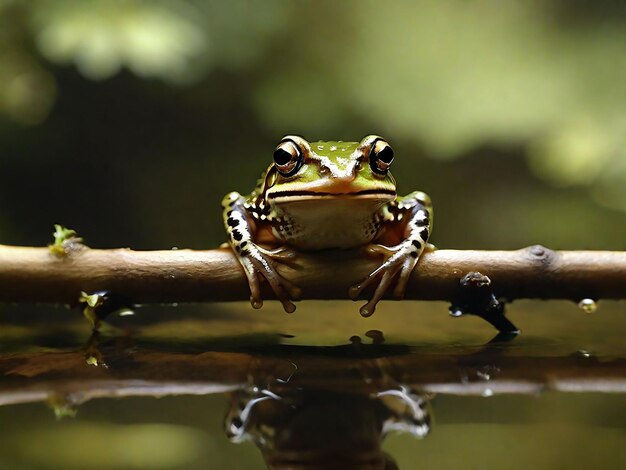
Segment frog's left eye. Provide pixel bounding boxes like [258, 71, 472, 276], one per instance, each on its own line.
[273, 140, 303, 177]
[369, 140, 394, 175]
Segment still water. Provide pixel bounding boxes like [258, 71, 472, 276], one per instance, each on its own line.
[1, 300, 625, 469]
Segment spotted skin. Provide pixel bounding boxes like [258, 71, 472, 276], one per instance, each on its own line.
[222, 191, 299, 313]
[349, 191, 433, 316]
[222, 136, 433, 316]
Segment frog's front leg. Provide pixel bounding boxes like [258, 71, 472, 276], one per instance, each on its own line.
[349, 191, 433, 317]
[222, 192, 300, 313]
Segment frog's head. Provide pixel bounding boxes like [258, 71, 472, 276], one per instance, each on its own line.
[264, 135, 397, 205]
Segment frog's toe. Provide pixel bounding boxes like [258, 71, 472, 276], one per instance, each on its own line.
[392, 258, 416, 300]
[349, 262, 388, 301]
[358, 270, 396, 317]
[281, 277, 303, 301]
[351, 245, 402, 295]
[237, 246, 299, 313]
[363, 243, 397, 258]
[349, 266, 397, 317]
[351, 243, 421, 316]
[241, 259, 263, 309]
[250, 296, 263, 309]
[246, 251, 298, 314]
[278, 297, 296, 313]
[273, 285, 297, 313]
[264, 269, 298, 313]
[260, 270, 297, 313]
[258, 246, 297, 262]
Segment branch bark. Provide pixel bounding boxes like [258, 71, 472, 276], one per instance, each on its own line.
[0, 244, 624, 304]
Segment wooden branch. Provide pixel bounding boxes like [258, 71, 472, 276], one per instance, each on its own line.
[0, 244, 624, 304]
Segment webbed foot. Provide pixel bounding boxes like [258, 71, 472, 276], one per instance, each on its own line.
[349, 241, 423, 317]
[237, 244, 301, 313]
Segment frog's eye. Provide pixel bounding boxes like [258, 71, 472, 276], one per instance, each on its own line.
[273, 140, 303, 177]
[369, 140, 394, 175]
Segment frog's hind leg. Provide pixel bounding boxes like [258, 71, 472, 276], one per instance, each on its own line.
[350, 191, 433, 317]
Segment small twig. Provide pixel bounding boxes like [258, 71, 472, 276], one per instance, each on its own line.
[0, 244, 624, 305]
[48, 224, 84, 257]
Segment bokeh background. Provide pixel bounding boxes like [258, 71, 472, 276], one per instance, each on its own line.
[1, 1, 625, 469]
[0, 0, 624, 250]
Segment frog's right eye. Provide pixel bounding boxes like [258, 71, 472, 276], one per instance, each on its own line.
[369, 139, 394, 175]
[273, 140, 303, 177]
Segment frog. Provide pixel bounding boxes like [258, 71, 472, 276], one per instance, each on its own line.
[222, 135, 433, 317]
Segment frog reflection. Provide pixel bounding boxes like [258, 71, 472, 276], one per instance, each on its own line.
[224, 385, 431, 469]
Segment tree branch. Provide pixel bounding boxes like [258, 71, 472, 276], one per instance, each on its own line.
[0, 244, 624, 304]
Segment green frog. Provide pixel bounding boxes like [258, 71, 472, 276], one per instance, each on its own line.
[222, 135, 433, 317]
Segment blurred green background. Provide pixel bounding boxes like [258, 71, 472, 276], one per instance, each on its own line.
[1, 1, 625, 469]
[0, 0, 624, 250]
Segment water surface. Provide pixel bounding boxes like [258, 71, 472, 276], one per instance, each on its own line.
[1, 300, 625, 469]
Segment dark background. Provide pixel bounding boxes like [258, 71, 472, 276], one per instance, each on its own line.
[0, 0, 624, 251]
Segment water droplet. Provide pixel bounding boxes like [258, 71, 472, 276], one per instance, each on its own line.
[449, 307, 464, 317]
[117, 308, 134, 317]
[330, 145, 337, 151]
[317, 145, 324, 150]
[578, 298, 597, 313]
[171, 246, 178, 250]
[578, 349, 592, 358]
[482, 388, 493, 397]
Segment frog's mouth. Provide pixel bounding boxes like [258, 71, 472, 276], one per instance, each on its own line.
[267, 188, 397, 200]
